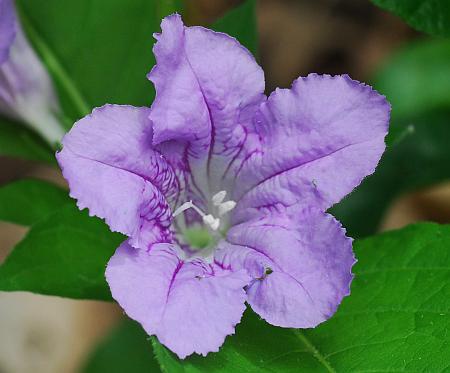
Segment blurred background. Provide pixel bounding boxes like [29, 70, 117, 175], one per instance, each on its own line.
[1, 0, 449, 371]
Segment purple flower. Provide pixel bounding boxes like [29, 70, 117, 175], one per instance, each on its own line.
[57, 14, 390, 358]
[0, 0, 64, 144]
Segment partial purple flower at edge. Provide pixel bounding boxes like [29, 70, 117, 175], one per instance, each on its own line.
[0, 0, 64, 145]
[57, 14, 391, 359]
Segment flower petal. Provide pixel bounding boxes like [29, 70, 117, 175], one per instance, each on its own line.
[0, 0, 15, 64]
[216, 207, 355, 328]
[233, 74, 390, 223]
[106, 241, 249, 358]
[57, 105, 178, 247]
[148, 14, 265, 199]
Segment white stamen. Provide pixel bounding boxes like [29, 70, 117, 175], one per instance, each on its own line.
[218, 200, 237, 216]
[173, 201, 194, 217]
[203, 214, 220, 231]
[173, 200, 208, 219]
[173, 191, 236, 232]
[212, 191, 227, 205]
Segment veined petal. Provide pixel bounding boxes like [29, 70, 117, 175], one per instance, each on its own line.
[106, 241, 249, 358]
[57, 105, 178, 247]
[148, 14, 265, 200]
[148, 15, 211, 155]
[0, 0, 15, 64]
[216, 207, 355, 328]
[233, 74, 390, 223]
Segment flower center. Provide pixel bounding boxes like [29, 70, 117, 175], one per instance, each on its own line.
[172, 191, 236, 259]
[173, 190, 236, 232]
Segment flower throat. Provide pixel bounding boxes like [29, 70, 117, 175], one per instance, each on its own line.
[173, 191, 236, 249]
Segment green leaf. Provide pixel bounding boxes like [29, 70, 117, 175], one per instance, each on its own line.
[17, 0, 183, 123]
[332, 39, 450, 238]
[83, 319, 161, 373]
[376, 39, 450, 137]
[157, 0, 184, 20]
[371, 0, 450, 37]
[0, 203, 123, 300]
[0, 117, 54, 164]
[153, 223, 450, 372]
[0, 179, 69, 226]
[212, 0, 258, 57]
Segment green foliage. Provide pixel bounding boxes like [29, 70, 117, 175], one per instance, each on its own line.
[212, 0, 258, 57]
[0, 179, 69, 226]
[371, 0, 450, 37]
[332, 39, 450, 238]
[16, 0, 183, 123]
[15, 0, 256, 130]
[0, 203, 123, 300]
[377, 39, 450, 134]
[83, 319, 161, 373]
[0, 117, 54, 164]
[156, 0, 184, 20]
[152, 223, 450, 372]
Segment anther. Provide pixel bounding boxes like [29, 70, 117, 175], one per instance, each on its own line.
[212, 191, 227, 205]
[218, 200, 236, 216]
[203, 214, 220, 231]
